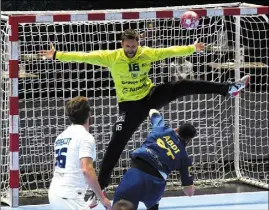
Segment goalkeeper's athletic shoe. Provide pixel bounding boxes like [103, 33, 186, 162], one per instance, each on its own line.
[228, 75, 250, 96]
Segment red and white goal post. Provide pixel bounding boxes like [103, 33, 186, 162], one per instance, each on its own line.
[1, 2, 268, 207]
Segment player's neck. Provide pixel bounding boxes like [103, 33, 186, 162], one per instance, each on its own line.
[82, 123, 90, 131]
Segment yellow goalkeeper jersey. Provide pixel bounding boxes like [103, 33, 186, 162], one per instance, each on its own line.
[56, 45, 196, 102]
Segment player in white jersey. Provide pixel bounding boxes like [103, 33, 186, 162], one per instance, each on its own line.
[48, 96, 111, 210]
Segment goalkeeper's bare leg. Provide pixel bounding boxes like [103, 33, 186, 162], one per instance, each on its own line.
[87, 75, 250, 208]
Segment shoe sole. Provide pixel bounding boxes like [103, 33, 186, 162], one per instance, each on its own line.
[232, 75, 250, 96]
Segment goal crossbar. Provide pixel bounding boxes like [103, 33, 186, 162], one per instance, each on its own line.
[1, 2, 268, 15]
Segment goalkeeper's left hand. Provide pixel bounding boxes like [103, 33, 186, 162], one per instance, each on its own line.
[194, 40, 205, 52]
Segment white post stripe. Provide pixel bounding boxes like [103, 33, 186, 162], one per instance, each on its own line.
[207, 9, 224, 16]
[10, 78, 18, 97]
[9, 188, 19, 207]
[71, 14, 88, 21]
[8, 42, 19, 60]
[9, 115, 19, 134]
[173, 10, 188, 18]
[36, 15, 53, 23]
[139, 11, 156, 19]
[240, 8, 258, 15]
[10, 152, 19, 170]
[105, 13, 122, 20]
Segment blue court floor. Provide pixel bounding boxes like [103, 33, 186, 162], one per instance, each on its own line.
[2, 191, 268, 210]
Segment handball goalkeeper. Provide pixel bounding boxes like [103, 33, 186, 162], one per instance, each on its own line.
[40, 29, 250, 207]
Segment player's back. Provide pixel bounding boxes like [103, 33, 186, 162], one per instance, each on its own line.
[50, 124, 96, 198]
[132, 126, 188, 176]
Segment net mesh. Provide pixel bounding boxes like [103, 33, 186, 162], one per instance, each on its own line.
[1, 13, 268, 199]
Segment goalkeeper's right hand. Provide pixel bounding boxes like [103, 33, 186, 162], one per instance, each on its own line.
[39, 43, 56, 59]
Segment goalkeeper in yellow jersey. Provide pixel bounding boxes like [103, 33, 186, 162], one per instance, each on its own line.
[40, 29, 250, 208]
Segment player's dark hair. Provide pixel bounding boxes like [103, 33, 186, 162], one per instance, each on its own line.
[112, 199, 135, 210]
[121, 29, 139, 42]
[177, 123, 196, 144]
[66, 96, 91, 125]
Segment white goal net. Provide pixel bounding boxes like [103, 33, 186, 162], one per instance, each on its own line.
[1, 2, 268, 206]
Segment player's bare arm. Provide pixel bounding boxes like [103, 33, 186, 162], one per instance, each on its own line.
[39, 43, 56, 59]
[193, 39, 205, 52]
[183, 185, 195, 197]
[179, 155, 195, 197]
[81, 157, 111, 209]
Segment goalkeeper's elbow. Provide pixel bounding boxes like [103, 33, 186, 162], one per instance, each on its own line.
[149, 109, 160, 118]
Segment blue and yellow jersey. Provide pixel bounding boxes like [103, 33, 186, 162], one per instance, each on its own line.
[131, 110, 194, 186]
[55, 45, 196, 102]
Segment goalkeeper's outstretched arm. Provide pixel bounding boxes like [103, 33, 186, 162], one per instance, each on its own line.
[147, 40, 205, 62]
[39, 43, 112, 67]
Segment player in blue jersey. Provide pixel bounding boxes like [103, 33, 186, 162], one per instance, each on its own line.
[112, 109, 196, 210]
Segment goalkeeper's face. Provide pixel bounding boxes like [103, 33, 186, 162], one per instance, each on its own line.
[122, 39, 139, 58]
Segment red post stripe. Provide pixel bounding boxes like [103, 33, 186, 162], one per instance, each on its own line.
[9, 170, 20, 188]
[16, 15, 36, 23]
[9, 60, 19, 78]
[53, 14, 71, 22]
[8, 16, 18, 41]
[9, 15, 36, 41]
[191, 9, 207, 17]
[122, 12, 139, 19]
[223, 8, 241, 16]
[9, 97, 19, 115]
[257, 6, 269, 14]
[10, 134, 19, 152]
[156, 11, 173, 18]
[88, 13, 106, 20]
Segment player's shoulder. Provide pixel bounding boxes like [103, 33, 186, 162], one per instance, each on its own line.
[63, 125, 94, 139]
[75, 131, 96, 148]
[84, 132, 95, 144]
[140, 46, 153, 53]
[74, 127, 95, 143]
[108, 48, 122, 56]
[103, 48, 125, 62]
[107, 48, 120, 54]
[160, 127, 175, 135]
